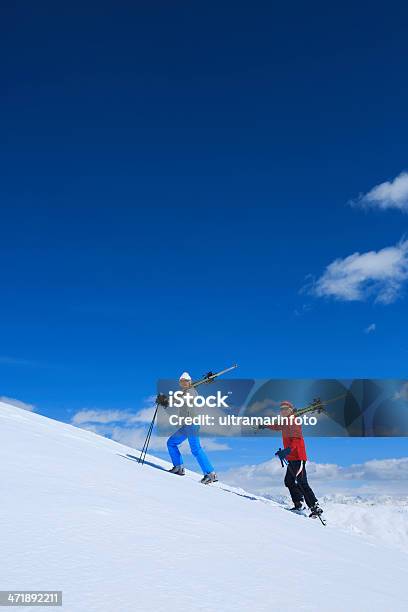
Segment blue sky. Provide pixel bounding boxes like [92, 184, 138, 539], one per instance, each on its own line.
[1, 2, 408, 472]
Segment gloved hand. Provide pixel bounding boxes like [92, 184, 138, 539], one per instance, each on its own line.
[156, 393, 169, 408]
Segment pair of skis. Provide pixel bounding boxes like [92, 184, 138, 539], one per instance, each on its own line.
[190, 364, 238, 389]
[137, 364, 238, 465]
[294, 393, 347, 418]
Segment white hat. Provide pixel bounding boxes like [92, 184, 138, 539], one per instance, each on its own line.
[179, 371, 192, 381]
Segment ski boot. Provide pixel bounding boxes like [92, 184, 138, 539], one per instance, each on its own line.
[168, 465, 185, 476]
[309, 503, 323, 518]
[289, 501, 305, 513]
[200, 472, 218, 485]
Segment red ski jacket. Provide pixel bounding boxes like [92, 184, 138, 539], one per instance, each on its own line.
[266, 422, 307, 461]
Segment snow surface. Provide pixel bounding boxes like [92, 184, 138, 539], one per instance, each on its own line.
[250, 492, 408, 554]
[1, 400, 408, 612]
[317, 495, 408, 552]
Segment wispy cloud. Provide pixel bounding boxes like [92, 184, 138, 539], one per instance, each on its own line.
[364, 323, 376, 334]
[71, 402, 230, 454]
[0, 396, 36, 411]
[350, 171, 408, 212]
[222, 457, 408, 497]
[309, 238, 408, 303]
[294, 303, 311, 317]
[0, 356, 42, 368]
[72, 409, 140, 426]
[394, 382, 408, 401]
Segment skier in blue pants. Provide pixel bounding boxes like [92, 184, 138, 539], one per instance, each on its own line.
[167, 425, 214, 475]
[167, 372, 217, 484]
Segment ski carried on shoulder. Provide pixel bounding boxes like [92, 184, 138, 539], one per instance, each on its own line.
[190, 364, 238, 389]
[138, 364, 238, 466]
[294, 393, 347, 418]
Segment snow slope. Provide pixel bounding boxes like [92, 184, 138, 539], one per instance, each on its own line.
[1, 401, 407, 612]
[318, 495, 408, 553]
[249, 492, 408, 554]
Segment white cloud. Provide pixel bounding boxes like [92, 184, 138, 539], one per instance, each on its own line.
[201, 439, 231, 451]
[0, 356, 42, 367]
[0, 396, 35, 411]
[128, 406, 157, 424]
[221, 457, 408, 497]
[364, 323, 376, 334]
[311, 238, 408, 303]
[71, 404, 230, 454]
[351, 171, 408, 212]
[294, 303, 312, 317]
[71, 400, 159, 427]
[109, 425, 169, 453]
[245, 398, 281, 416]
[72, 409, 137, 426]
[394, 382, 408, 401]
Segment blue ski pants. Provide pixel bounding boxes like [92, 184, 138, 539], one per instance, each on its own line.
[167, 425, 214, 475]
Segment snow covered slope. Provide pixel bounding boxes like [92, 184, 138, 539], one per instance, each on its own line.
[249, 492, 408, 554]
[318, 495, 408, 552]
[1, 401, 407, 612]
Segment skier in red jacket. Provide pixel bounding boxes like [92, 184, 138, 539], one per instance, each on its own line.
[263, 400, 323, 517]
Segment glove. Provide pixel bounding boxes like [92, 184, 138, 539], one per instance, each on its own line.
[156, 393, 169, 408]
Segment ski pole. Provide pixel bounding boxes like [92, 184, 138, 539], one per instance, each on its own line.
[138, 404, 158, 465]
[138, 407, 156, 465]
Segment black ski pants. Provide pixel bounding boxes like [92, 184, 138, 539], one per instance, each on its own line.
[284, 460, 318, 508]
